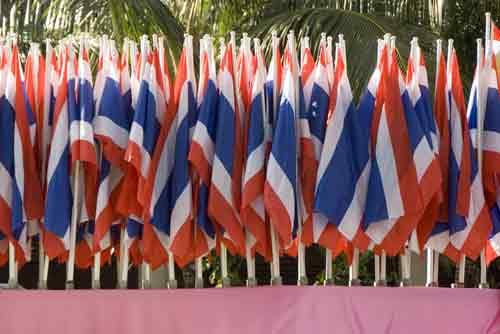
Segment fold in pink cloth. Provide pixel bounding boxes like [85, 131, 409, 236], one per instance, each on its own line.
[0, 286, 499, 334]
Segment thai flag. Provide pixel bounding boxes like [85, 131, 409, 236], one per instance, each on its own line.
[314, 43, 370, 251]
[264, 39, 300, 249]
[470, 50, 500, 204]
[264, 35, 282, 130]
[188, 37, 218, 256]
[486, 176, 500, 265]
[144, 36, 197, 268]
[301, 38, 330, 247]
[208, 42, 245, 255]
[361, 46, 423, 255]
[44, 45, 77, 260]
[94, 41, 133, 255]
[492, 20, 500, 75]
[405, 43, 442, 254]
[425, 46, 460, 261]
[462, 51, 494, 259]
[73, 42, 98, 221]
[446, 49, 491, 259]
[123, 43, 167, 266]
[241, 40, 271, 259]
[300, 38, 315, 116]
[2, 44, 44, 264]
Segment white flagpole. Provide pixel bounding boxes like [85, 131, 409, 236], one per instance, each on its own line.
[323, 37, 336, 287]
[118, 225, 128, 289]
[269, 31, 282, 286]
[349, 248, 360, 286]
[425, 248, 435, 286]
[195, 257, 203, 288]
[65, 39, 80, 289]
[445, 37, 466, 289]
[289, 30, 307, 287]
[433, 251, 439, 284]
[380, 250, 387, 285]
[242, 33, 257, 288]
[167, 251, 177, 288]
[374, 254, 380, 285]
[90, 36, 102, 290]
[479, 12, 491, 289]
[67, 162, 81, 290]
[8, 242, 17, 288]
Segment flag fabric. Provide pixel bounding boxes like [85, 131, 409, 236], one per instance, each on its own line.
[405, 43, 442, 254]
[301, 38, 330, 247]
[492, 20, 500, 76]
[143, 36, 197, 268]
[300, 38, 315, 118]
[208, 42, 245, 255]
[314, 44, 370, 252]
[361, 46, 423, 255]
[241, 40, 271, 259]
[470, 48, 500, 206]
[3, 44, 44, 264]
[486, 176, 500, 265]
[446, 49, 491, 259]
[264, 35, 282, 130]
[44, 45, 76, 260]
[93, 40, 133, 259]
[264, 39, 300, 250]
[188, 37, 218, 257]
[122, 42, 168, 266]
[71, 41, 99, 268]
[425, 46, 460, 261]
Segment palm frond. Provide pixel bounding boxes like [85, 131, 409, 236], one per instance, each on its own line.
[251, 8, 439, 99]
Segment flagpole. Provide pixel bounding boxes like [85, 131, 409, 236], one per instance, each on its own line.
[349, 248, 360, 286]
[8, 242, 17, 288]
[433, 250, 439, 284]
[427, 38, 445, 288]
[269, 31, 282, 287]
[243, 33, 257, 288]
[338, 34, 360, 287]
[67, 162, 81, 290]
[118, 224, 128, 289]
[167, 252, 177, 288]
[289, 30, 307, 287]
[479, 12, 491, 289]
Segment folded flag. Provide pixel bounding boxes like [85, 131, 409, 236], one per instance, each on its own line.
[315, 41, 370, 251]
[208, 40, 245, 255]
[242, 39, 271, 259]
[189, 36, 218, 257]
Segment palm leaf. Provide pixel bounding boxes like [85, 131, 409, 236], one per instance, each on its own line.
[251, 8, 439, 99]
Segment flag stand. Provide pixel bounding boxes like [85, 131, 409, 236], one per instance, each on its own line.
[140, 262, 151, 289]
[425, 249, 437, 287]
[349, 248, 360, 286]
[452, 254, 466, 288]
[8, 242, 18, 288]
[118, 225, 128, 289]
[195, 257, 204, 288]
[324, 251, 334, 285]
[245, 231, 257, 287]
[220, 244, 231, 287]
[92, 253, 100, 289]
[38, 238, 46, 289]
[374, 251, 387, 286]
[269, 224, 282, 286]
[167, 250, 177, 288]
[400, 247, 411, 287]
[479, 250, 488, 288]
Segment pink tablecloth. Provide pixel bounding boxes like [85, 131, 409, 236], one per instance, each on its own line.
[0, 286, 499, 334]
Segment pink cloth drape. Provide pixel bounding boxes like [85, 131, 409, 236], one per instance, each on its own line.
[0, 286, 499, 334]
